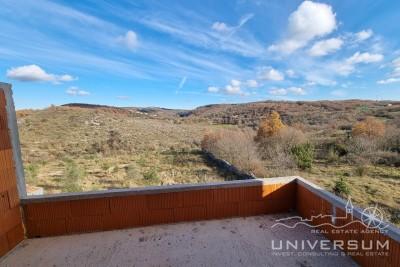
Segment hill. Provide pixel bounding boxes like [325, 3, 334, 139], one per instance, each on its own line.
[17, 100, 400, 225]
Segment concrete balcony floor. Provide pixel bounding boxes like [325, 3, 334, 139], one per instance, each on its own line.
[1, 213, 357, 267]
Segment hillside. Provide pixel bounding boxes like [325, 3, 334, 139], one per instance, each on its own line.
[186, 100, 400, 128]
[17, 100, 400, 225]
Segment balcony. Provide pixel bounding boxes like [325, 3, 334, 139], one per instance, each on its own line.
[1, 84, 400, 267]
[1, 213, 357, 266]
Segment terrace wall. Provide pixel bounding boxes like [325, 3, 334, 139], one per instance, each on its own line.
[1, 82, 400, 266]
[22, 178, 296, 237]
[297, 178, 400, 267]
[0, 84, 24, 257]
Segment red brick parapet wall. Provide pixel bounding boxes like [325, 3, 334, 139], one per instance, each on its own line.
[22, 178, 296, 237]
[0, 84, 24, 257]
[297, 178, 400, 267]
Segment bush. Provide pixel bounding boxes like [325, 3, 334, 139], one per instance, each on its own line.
[201, 128, 266, 176]
[291, 143, 314, 170]
[383, 126, 400, 153]
[143, 169, 160, 183]
[255, 111, 285, 140]
[257, 127, 306, 170]
[125, 163, 143, 179]
[25, 163, 39, 185]
[348, 136, 379, 156]
[87, 130, 130, 155]
[354, 165, 367, 177]
[333, 177, 351, 197]
[352, 117, 385, 138]
[63, 160, 84, 192]
[326, 146, 340, 163]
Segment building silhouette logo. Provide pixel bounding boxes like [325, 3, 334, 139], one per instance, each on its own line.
[272, 197, 388, 230]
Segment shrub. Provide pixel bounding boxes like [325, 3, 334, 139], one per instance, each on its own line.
[375, 151, 400, 167]
[354, 165, 367, 177]
[201, 128, 266, 176]
[87, 130, 130, 155]
[333, 177, 351, 197]
[382, 126, 400, 153]
[143, 169, 160, 183]
[326, 146, 340, 163]
[63, 160, 84, 192]
[257, 126, 305, 164]
[25, 163, 39, 185]
[352, 117, 385, 138]
[291, 143, 314, 170]
[255, 111, 285, 140]
[347, 136, 380, 162]
[125, 163, 143, 179]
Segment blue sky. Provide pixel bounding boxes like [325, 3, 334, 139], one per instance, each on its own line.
[1, 0, 400, 110]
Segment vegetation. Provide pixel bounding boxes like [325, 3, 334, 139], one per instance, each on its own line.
[333, 177, 351, 197]
[63, 159, 84, 192]
[255, 111, 285, 140]
[291, 143, 314, 170]
[17, 100, 400, 225]
[352, 117, 386, 138]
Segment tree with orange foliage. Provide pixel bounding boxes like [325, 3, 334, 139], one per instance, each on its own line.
[256, 111, 285, 140]
[352, 117, 386, 138]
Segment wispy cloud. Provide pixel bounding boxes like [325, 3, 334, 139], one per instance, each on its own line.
[178, 76, 187, 89]
[66, 86, 90, 96]
[377, 57, 400, 84]
[269, 87, 306, 96]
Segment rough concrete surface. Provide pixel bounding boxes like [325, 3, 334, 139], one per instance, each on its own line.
[1, 214, 357, 267]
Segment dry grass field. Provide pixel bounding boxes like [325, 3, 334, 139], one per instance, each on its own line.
[18, 106, 239, 194]
[17, 100, 400, 225]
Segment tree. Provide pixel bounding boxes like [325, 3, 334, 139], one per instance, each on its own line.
[291, 143, 314, 170]
[256, 111, 285, 140]
[352, 117, 385, 138]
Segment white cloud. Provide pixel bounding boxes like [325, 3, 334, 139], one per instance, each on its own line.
[230, 79, 241, 87]
[178, 76, 187, 89]
[269, 87, 306, 96]
[117, 30, 139, 51]
[6, 65, 76, 83]
[308, 38, 343, 57]
[260, 67, 284, 81]
[66, 86, 90, 96]
[392, 57, 400, 77]
[225, 84, 242, 95]
[212, 22, 231, 32]
[211, 13, 254, 34]
[269, 88, 287, 96]
[207, 86, 219, 93]
[223, 79, 243, 95]
[208, 78, 258, 95]
[376, 57, 400, 85]
[268, 1, 337, 54]
[333, 52, 384, 76]
[355, 29, 373, 42]
[377, 78, 400, 84]
[288, 87, 306, 95]
[246, 79, 258, 88]
[305, 73, 337, 86]
[346, 52, 383, 64]
[208, 80, 246, 95]
[286, 69, 295, 78]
